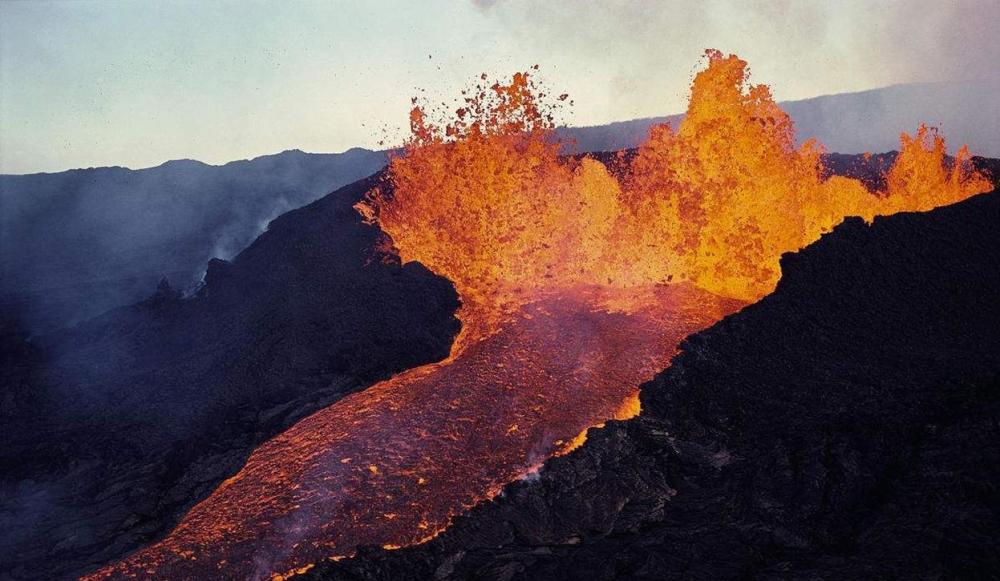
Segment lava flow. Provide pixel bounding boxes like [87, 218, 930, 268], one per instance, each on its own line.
[90, 51, 989, 580]
[89, 286, 740, 580]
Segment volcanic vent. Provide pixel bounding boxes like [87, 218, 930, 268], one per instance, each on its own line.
[90, 51, 989, 580]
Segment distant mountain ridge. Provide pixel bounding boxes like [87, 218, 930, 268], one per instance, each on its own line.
[558, 79, 1000, 156]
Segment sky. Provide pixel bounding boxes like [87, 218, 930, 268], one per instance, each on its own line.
[1, 0, 998, 174]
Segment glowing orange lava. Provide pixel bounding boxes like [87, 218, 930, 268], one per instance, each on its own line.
[90, 51, 989, 580]
[88, 286, 741, 580]
[362, 50, 987, 309]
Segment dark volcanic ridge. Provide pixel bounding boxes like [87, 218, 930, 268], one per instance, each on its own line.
[0, 148, 390, 333]
[299, 188, 1000, 580]
[0, 175, 459, 580]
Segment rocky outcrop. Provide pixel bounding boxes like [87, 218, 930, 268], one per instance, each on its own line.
[0, 173, 460, 580]
[302, 189, 1000, 580]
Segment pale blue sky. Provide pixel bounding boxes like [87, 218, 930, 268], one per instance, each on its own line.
[2, 0, 997, 174]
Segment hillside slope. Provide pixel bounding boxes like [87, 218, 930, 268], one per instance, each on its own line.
[0, 173, 459, 580]
[0, 148, 388, 332]
[303, 188, 1000, 580]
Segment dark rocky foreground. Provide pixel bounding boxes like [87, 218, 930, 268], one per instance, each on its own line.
[300, 188, 1000, 581]
[0, 174, 460, 580]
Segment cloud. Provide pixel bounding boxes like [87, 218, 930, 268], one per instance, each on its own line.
[471, 0, 499, 11]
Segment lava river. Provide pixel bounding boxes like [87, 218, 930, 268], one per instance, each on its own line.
[89, 285, 741, 580]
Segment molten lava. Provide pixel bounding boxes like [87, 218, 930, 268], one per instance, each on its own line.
[362, 50, 988, 308]
[91, 51, 989, 580]
[358, 67, 601, 332]
[88, 286, 741, 580]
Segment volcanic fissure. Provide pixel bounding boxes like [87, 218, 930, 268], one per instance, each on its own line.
[89, 51, 990, 580]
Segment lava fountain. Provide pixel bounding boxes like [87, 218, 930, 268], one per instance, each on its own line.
[89, 51, 989, 580]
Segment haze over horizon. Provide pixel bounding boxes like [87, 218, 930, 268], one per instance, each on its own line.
[2, 0, 998, 174]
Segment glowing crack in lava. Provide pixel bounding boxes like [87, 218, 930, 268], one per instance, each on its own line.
[91, 51, 989, 580]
